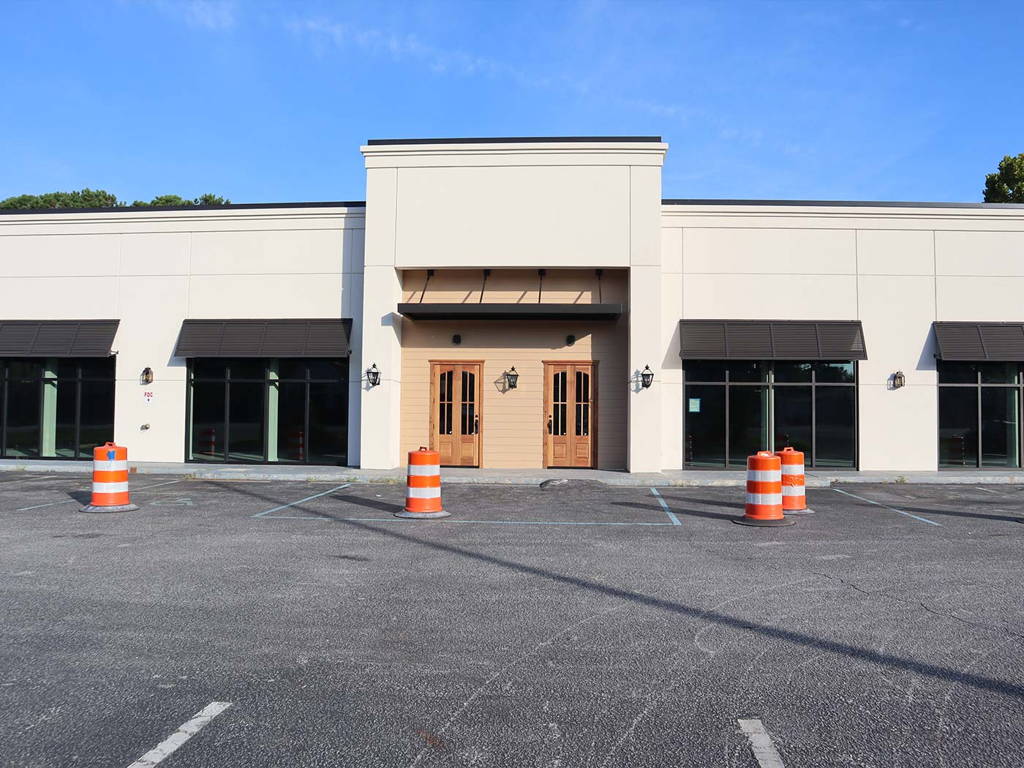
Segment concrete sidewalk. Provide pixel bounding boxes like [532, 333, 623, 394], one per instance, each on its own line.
[1, 458, 1023, 486]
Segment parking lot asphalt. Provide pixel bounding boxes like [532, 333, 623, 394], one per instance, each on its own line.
[1, 474, 1023, 767]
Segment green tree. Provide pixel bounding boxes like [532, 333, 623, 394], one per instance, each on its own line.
[0, 189, 231, 210]
[984, 154, 1024, 203]
[0, 188, 120, 210]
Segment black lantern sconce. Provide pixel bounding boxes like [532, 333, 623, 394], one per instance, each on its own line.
[366, 363, 381, 387]
[892, 370, 906, 390]
[452, 334, 462, 345]
[504, 366, 519, 390]
[566, 334, 576, 347]
[640, 365, 654, 389]
[140, 367, 154, 385]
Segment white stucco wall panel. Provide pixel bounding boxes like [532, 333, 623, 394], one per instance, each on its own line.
[935, 230, 1024, 276]
[858, 384, 937, 471]
[681, 274, 858, 320]
[1, 277, 119, 317]
[119, 232, 190, 275]
[187, 273, 345, 318]
[856, 229, 934, 275]
[935, 276, 1024, 321]
[683, 227, 856, 275]
[394, 165, 631, 268]
[190, 228, 349, 275]
[0, 233, 120, 276]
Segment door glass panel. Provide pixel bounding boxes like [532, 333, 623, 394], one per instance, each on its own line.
[814, 362, 855, 383]
[815, 387, 856, 467]
[55, 380, 77, 457]
[308, 382, 347, 465]
[979, 363, 1019, 385]
[773, 386, 812, 463]
[939, 388, 978, 467]
[79, 380, 114, 456]
[728, 386, 767, 465]
[575, 371, 590, 437]
[460, 371, 477, 435]
[684, 384, 725, 466]
[5, 380, 40, 457]
[277, 382, 307, 463]
[191, 381, 225, 461]
[552, 371, 567, 436]
[981, 387, 1019, 467]
[683, 361, 726, 382]
[438, 370, 453, 436]
[728, 361, 765, 382]
[228, 382, 264, 462]
[937, 362, 977, 384]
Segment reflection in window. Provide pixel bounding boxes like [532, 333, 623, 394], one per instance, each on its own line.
[938, 361, 1022, 469]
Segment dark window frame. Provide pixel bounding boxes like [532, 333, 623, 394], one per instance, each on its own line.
[0, 357, 115, 460]
[682, 360, 858, 469]
[937, 361, 1023, 469]
[185, 358, 349, 466]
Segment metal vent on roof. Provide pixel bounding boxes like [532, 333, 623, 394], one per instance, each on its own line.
[174, 319, 352, 358]
[0, 320, 119, 357]
[679, 320, 867, 360]
[934, 322, 1024, 360]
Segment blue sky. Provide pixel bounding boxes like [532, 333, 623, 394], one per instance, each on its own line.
[1, 0, 1021, 204]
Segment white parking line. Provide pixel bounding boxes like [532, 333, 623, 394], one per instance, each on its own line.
[737, 718, 785, 768]
[831, 487, 941, 526]
[650, 488, 681, 525]
[15, 479, 185, 511]
[252, 483, 351, 517]
[125, 701, 231, 767]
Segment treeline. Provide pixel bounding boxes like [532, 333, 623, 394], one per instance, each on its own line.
[0, 189, 230, 210]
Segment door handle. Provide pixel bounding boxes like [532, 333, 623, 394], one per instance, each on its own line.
[474, 415, 479, 434]
[547, 415, 552, 434]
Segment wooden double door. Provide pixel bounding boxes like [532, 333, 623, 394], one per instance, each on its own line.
[428, 360, 596, 468]
[430, 362, 482, 466]
[544, 362, 596, 468]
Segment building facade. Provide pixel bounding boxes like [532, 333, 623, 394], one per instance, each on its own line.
[1, 136, 1023, 473]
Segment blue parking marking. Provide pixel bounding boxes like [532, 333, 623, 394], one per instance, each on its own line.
[252, 484, 352, 518]
[650, 488, 681, 525]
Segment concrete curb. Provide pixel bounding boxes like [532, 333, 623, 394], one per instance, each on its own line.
[1, 460, 1022, 487]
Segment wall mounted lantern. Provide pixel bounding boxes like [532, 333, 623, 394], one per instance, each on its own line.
[366, 363, 381, 387]
[504, 367, 519, 390]
[892, 370, 906, 389]
[640, 365, 655, 389]
[140, 367, 154, 385]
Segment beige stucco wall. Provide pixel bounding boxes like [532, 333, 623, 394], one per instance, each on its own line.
[660, 203, 1024, 472]
[0, 205, 365, 464]
[398, 269, 628, 469]
[360, 139, 667, 470]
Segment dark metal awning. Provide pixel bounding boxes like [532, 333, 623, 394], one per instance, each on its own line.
[679, 320, 867, 360]
[398, 303, 624, 321]
[174, 319, 352, 358]
[933, 322, 1024, 361]
[0, 320, 119, 357]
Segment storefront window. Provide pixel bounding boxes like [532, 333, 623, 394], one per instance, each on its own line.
[0, 358, 115, 459]
[187, 358, 348, 465]
[938, 361, 1022, 468]
[683, 360, 857, 468]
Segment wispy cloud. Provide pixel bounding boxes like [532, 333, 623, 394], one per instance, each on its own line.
[151, 0, 237, 30]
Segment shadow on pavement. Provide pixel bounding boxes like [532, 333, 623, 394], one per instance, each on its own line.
[226, 481, 1024, 701]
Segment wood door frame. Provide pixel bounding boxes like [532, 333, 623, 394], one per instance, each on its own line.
[542, 360, 598, 469]
[428, 360, 485, 467]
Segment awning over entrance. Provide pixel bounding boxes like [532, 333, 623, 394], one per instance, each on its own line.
[174, 319, 352, 357]
[679, 320, 867, 360]
[0, 319, 119, 357]
[397, 303, 624, 321]
[933, 322, 1024, 361]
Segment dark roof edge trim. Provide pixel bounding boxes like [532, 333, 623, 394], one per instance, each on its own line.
[662, 198, 1024, 210]
[0, 201, 366, 216]
[398, 303, 624, 319]
[368, 136, 662, 145]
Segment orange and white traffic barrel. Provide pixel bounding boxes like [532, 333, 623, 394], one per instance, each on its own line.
[394, 447, 449, 519]
[735, 451, 794, 527]
[777, 446, 813, 514]
[81, 442, 139, 513]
